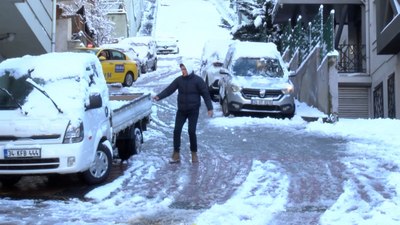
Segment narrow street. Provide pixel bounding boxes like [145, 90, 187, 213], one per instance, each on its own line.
[0, 0, 352, 224]
[128, 57, 348, 223]
[0, 56, 348, 224]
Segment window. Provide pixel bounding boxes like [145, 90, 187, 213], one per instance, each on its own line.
[110, 50, 125, 60]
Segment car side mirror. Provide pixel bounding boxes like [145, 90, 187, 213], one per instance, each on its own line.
[86, 93, 102, 110]
[98, 56, 106, 61]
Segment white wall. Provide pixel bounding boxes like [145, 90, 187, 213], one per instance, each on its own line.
[367, 0, 400, 118]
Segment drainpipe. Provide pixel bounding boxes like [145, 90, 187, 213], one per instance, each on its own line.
[51, 0, 56, 52]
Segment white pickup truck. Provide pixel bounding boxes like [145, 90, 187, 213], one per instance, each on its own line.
[0, 52, 152, 186]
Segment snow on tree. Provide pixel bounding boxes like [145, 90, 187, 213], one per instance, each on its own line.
[59, 0, 116, 46]
[230, 0, 280, 46]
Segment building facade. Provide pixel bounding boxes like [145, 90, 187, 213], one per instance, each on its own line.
[273, 0, 399, 119]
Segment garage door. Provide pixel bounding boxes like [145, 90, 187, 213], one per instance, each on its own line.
[338, 87, 370, 118]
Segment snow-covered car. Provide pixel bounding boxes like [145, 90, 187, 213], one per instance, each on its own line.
[156, 37, 179, 54]
[119, 36, 158, 73]
[219, 41, 295, 118]
[200, 39, 233, 101]
[75, 47, 139, 87]
[0, 52, 152, 186]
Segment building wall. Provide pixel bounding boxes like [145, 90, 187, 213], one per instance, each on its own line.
[55, 18, 72, 52]
[125, 0, 144, 37]
[289, 46, 337, 115]
[367, 0, 399, 118]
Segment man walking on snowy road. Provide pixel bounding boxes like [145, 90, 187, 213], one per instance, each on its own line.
[153, 61, 213, 163]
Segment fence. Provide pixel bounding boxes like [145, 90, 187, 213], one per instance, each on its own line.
[280, 5, 335, 67]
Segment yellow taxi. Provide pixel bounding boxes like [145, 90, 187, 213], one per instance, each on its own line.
[75, 47, 139, 87]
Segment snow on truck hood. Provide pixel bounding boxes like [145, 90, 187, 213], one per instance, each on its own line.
[0, 111, 69, 141]
[0, 52, 108, 121]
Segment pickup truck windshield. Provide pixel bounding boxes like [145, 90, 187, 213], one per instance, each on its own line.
[232, 57, 284, 78]
[0, 74, 33, 109]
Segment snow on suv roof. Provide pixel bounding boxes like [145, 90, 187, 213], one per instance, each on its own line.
[230, 41, 281, 61]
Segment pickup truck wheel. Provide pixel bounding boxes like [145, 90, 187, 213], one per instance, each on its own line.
[222, 97, 231, 117]
[123, 72, 134, 87]
[0, 175, 21, 187]
[81, 144, 112, 185]
[132, 127, 143, 155]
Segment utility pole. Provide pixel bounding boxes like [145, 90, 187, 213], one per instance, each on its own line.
[51, 0, 57, 52]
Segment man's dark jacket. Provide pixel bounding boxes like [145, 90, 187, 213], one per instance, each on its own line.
[157, 72, 213, 111]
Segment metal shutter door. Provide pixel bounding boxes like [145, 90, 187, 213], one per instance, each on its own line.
[339, 87, 370, 118]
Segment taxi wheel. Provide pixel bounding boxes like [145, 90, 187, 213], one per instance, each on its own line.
[123, 72, 134, 87]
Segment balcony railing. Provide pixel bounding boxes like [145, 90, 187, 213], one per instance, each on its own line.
[336, 44, 366, 73]
[280, 5, 334, 66]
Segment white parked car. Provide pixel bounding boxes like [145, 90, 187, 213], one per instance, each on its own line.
[156, 37, 179, 54]
[199, 39, 233, 102]
[219, 41, 296, 118]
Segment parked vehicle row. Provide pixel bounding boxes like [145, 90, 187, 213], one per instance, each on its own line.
[0, 52, 152, 186]
[119, 36, 158, 74]
[200, 40, 296, 118]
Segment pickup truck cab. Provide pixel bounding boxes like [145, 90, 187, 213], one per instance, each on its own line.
[0, 52, 151, 186]
[219, 41, 296, 118]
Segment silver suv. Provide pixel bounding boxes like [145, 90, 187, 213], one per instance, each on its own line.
[218, 41, 295, 118]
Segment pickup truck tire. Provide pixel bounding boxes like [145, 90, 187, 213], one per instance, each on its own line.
[0, 175, 21, 187]
[222, 97, 231, 117]
[81, 144, 112, 185]
[116, 127, 143, 160]
[132, 127, 143, 155]
[123, 72, 135, 87]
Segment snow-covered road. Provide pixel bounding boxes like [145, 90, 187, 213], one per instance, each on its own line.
[1, 0, 400, 224]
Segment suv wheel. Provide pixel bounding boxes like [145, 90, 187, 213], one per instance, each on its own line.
[222, 97, 230, 117]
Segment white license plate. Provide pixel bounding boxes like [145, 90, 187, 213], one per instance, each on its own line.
[4, 148, 41, 159]
[251, 99, 273, 105]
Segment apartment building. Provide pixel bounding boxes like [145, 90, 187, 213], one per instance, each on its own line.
[0, 0, 144, 59]
[273, 0, 399, 119]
